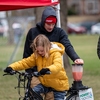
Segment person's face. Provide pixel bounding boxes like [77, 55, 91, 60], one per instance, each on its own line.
[36, 46, 45, 57]
[44, 23, 55, 32]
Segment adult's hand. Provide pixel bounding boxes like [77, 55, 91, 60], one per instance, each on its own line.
[74, 59, 84, 64]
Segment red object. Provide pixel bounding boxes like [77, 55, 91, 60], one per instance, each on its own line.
[45, 16, 57, 24]
[67, 23, 86, 34]
[72, 72, 83, 81]
[0, 0, 59, 11]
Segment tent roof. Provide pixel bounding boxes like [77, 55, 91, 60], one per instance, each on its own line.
[0, 0, 59, 11]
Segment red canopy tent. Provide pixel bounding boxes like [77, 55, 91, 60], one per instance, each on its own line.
[0, 0, 61, 26]
[0, 0, 59, 11]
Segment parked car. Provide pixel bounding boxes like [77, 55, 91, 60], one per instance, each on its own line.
[67, 23, 86, 34]
[76, 21, 97, 33]
[91, 23, 100, 34]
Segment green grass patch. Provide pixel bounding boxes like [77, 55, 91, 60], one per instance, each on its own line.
[69, 34, 100, 76]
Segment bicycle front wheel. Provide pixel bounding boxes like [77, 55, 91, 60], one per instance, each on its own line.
[65, 93, 80, 100]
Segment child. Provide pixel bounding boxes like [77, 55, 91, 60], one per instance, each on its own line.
[4, 34, 69, 100]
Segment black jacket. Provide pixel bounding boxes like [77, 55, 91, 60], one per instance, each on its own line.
[23, 6, 79, 64]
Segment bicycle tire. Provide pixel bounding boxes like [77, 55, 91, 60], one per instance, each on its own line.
[65, 93, 80, 100]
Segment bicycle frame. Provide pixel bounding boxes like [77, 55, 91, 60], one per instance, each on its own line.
[22, 73, 43, 100]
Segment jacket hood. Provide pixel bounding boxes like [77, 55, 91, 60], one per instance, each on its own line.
[50, 42, 65, 55]
[41, 6, 57, 26]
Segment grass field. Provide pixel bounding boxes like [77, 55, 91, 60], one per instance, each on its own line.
[68, 34, 100, 100]
[0, 34, 100, 100]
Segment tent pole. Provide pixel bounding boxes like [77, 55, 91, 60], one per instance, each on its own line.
[54, 3, 61, 28]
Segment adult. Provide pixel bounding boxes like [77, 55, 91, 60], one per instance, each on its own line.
[23, 6, 84, 100]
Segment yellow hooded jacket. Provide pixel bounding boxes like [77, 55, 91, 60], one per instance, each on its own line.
[9, 42, 69, 91]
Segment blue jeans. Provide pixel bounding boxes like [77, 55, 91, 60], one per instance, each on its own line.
[33, 84, 66, 100]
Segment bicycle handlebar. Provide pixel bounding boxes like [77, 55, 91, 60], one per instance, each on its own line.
[3, 70, 51, 78]
[3, 70, 17, 76]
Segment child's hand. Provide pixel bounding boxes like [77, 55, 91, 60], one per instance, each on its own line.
[39, 68, 50, 75]
[4, 67, 14, 74]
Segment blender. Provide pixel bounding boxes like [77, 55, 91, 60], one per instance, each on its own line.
[71, 64, 87, 90]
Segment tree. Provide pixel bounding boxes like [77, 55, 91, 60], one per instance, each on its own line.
[6, 11, 14, 44]
[60, 0, 70, 69]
